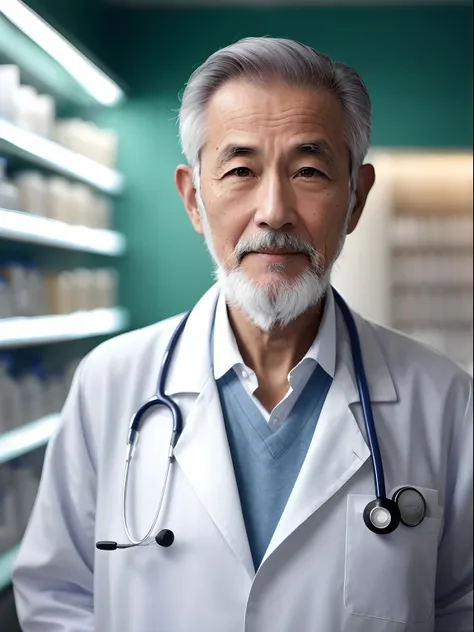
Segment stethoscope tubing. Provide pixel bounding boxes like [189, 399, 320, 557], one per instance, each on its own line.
[332, 289, 386, 500]
[121, 310, 192, 545]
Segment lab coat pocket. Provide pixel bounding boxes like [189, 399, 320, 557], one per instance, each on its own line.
[344, 493, 441, 624]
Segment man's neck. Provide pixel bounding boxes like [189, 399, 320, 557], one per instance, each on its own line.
[226, 298, 326, 411]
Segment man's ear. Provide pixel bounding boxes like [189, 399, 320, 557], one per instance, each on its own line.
[346, 163, 376, 234]
[175, 165, 203, 235]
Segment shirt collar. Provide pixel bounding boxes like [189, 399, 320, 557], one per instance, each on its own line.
[213, 289, 336, 381]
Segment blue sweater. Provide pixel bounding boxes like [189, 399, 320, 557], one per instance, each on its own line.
[216, 364, 332, 569]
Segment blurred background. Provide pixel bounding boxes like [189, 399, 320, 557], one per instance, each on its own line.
[0, 0, 472, 627]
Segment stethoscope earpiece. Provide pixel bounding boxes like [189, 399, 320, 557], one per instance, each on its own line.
[155, 529, 175, 547]
[363, 497, 401, 535]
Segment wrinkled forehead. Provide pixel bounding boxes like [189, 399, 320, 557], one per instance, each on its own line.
[200, 79, 350, 177]
[200, 78, 349, 166]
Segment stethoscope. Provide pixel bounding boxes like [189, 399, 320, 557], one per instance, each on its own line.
[96, 287, 426, 552]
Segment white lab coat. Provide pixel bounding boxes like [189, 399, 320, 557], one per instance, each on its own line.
[13, 285, 473, 632]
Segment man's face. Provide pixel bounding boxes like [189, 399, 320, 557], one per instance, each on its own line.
[200, 79, 356, 278]
[176, 78, 375, 328]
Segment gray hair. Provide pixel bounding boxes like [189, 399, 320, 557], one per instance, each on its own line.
[178, 37, 371, 189]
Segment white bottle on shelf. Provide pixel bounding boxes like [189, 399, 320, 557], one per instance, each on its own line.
[80, 122, 96, 161]
[0, 65, 20, 124]
[0, 355, 23, 432]
[56, 271, 75, 314]
[96, 268, 117, 308]
[9, 458, 39, 534]
[0, 178, 20, 211]
[25, 262, 46, 317]
[57, 119, 87, 157]
[14, 85, 38, 133]
[74, 268, 93, 310]
[70, 183, 93, 226]
[0, 157, 19, 211]
[3, 261, 29, 317]
[95, 127, 118, 168]
[0, 276, 12, 318]
[45, 177, 70, 222]
[0, 466, 19, 552]
[44, 373, 65, 416]
[19, 361, 46, 424]
[16, 171, 47, 215]
[35, 94, 56, 139]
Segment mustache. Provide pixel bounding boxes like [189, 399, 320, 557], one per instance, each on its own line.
[233, 230, 322, 267]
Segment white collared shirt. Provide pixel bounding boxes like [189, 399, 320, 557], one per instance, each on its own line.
[213, 290, 336, 431]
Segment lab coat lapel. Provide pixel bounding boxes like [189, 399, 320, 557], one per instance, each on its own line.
[168, 285, 255, 580]
[174, 377, 255, 579]
[263, 305, 398, 562]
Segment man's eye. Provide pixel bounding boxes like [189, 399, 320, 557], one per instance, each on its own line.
[297, 167, 324, 178]
[227, 167, 253, 178]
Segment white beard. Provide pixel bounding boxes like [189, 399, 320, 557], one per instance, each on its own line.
[213, 263, 331, 331]
[195, 181, 354, 332]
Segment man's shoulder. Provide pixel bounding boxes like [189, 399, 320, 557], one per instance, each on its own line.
[80, 313, 185, 377]
[361, 315, 472, 395]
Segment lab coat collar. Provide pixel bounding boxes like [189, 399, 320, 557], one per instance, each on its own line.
[336, 306, 398, 405]
[163, 284, 219, 397]
[213, 286, 336, 381]
[164, 283, 398, 405]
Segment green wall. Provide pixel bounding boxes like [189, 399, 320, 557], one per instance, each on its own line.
[20, 3, 474, 329]
[24, 0, 103, 55]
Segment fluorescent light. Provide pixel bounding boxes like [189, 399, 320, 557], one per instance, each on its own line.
[0, 208, 126, 255]
[0, 414, 60, 465]
[0, 0, 124, 106]
[0, 308, 129, 349]
[0, 119, 124, 194]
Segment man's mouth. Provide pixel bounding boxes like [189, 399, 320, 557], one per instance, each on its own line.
[257, 249, 294, 255]
[249, 249, 302, 261]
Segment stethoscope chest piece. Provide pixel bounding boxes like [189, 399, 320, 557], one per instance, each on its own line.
[393, 486, 427, 528]
[363, 487, 427, 535]
[363, 497, 401, 535]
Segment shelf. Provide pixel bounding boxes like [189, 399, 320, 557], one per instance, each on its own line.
[0, 208, 126, 255]
[0, 1, 125, 107]
[0, 414, 59, 465]
[392, 282, 473, 291]
[394, 320, 473, 330]
[0, 307, 129, 349]
[0, 545, 19, 592]
[0, 119, 124, 195]
[392, 244, 473, 253]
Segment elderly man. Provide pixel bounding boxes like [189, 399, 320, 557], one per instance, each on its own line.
[13, 37, 472, 632]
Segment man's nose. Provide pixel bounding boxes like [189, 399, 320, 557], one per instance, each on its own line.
[253, 174, 296, 231]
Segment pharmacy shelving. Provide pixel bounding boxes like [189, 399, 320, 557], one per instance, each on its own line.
[0, 0, 129, 599]
[0, 207, 126, 255]
[0, 415, 60, 591]
[0, 1, 125, 108]
[0, 119, 124, 195]
[389, 153, 473, 371]
[0, 414, 59, 465]
[332, 151, 473, 373]
[0, 545, 20, 593]
[0, 308, 129, 349]
[0, 416, 60, 589]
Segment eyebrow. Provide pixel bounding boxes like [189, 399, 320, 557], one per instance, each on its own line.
[293, 141, 336, 168]
[216, 145, 257, 171]
[215, 140, 336, 171]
